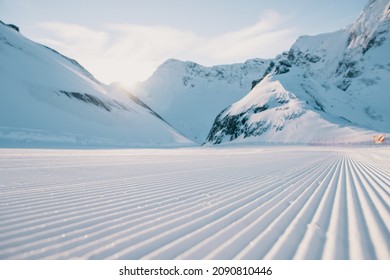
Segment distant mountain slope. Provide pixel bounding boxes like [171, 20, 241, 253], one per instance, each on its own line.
[0, 21, 192, 148]
[205, 0, 390, 145]
[133, 58, 270, 143]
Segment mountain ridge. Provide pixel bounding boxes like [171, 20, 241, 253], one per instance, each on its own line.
[204, 0, 389, 145]
[1, 0, 388, 147]
[133, 58, 270, 142]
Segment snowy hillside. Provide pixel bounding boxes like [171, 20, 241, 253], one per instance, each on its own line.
[206, 0, 390, 145]
[0, 21, 192, 148]
[133, 58, 270, 143]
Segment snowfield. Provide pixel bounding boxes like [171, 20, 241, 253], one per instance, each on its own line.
[0, 146, 389, 260]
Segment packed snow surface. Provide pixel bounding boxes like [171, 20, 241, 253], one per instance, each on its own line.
[0, 146, 389, 260]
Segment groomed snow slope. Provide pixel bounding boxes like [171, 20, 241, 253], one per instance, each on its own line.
[0, 147, 388, 260]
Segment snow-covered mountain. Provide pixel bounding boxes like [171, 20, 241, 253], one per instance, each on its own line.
[205, 0, 390, 145]
[133, 58, 270, 143]
[0, 21, 192, 148]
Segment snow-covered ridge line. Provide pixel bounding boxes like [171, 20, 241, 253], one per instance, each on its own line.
[133, 58, 270, 143]
[0, 20, 193, 148]
[204, 0, 390, 145]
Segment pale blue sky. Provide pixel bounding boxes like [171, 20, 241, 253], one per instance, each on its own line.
[0, 0, 367, 85]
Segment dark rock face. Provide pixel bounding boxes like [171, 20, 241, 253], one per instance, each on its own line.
[58, 90, 132, 113]
[205, 105, 270, 144]
[58, 90, 112, 112]
[7, 24, 19, 32]
[0, 21, 20, 32]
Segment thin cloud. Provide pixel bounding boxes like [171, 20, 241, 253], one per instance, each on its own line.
[200, 10, 296, 62]
[104, 23, 201, 60]
[39, 22, 109, 54]
[36, 10, 297, 85]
